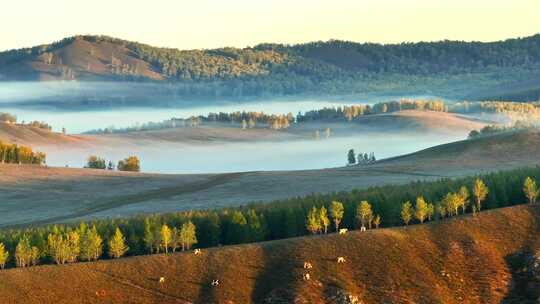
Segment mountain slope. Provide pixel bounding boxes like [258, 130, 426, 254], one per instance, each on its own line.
[0, 204, 538, 303]
[2, 35, 540, 101]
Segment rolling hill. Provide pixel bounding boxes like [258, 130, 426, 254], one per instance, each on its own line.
[2, 35, 540, 103]
[0, 204, 537, 303]
[0, 127, 538, 227]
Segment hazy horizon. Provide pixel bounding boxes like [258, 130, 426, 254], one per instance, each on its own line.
[2, 0, 539, 52]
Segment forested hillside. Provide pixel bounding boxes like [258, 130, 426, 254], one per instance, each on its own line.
[2, 34, 540, 102]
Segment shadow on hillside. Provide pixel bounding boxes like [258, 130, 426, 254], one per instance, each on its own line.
[501, 206, 540, 304]
[250, 241, 300, 303]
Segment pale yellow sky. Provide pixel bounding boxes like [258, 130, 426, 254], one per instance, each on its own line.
[1, 0, 539, 51]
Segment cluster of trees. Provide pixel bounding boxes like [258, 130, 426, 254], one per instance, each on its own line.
[347, 149, 376, 165]
[297, 99, 446, 123]
[468, 120, 537, 139]
[0, 220, 198, 269]
[0, 112, 52, 131]
[86, 155, 140, 172]
[0, 141, 46, 165]
[0, 167, 539, 270]
[0, 113, 16, 123]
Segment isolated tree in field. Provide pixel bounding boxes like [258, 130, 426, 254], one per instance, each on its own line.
[473, 179, 489, 211]
[523, 177, 539, 204]
[401, 201, 413, 225]
[373, 214, 381, 228]
[415, 196, 428, 223]
[109, 228, 128, 258]
[161, 224, 172, 253]
[117, 156, 140, 172]
[458, 186, 470, 213]
[347, 149, 356, 165]
[0, 243, 8, 269]
[180, 221, 197, 251]
[356, 201, 373, 229]
[319, 206, 330, 234]
[329, 201, 344, 231]
[306, 206, 321, 234]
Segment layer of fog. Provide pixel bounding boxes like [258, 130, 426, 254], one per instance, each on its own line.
[39, 131, 464, 174]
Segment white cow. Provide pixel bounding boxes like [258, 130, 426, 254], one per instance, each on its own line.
[159, 277, 165, 283]
[339, 228, 348, 235]
[194, 249, 201, 255]
[337, 257, 346, 263]
[211, 279, 220, 286]
[360, 226, 366, 232]
[302, 273, 311, 281]
[303, 262, 313, 269]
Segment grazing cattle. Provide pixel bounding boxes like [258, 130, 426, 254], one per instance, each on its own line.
[337, 257, 346, 263]
[194, 249, 201, 255]
[339, 228, 348, 235]
[211, 279, 220, 286]
[159, 277, 165, 283]
[303, 262, 313, 269]
[302, 273, 311, 281]
[360, 226, 366, 232]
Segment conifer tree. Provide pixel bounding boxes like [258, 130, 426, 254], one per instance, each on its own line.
[108, 228, 128, 259]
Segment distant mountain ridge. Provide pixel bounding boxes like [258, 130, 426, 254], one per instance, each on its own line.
[1, 34, 540, 101]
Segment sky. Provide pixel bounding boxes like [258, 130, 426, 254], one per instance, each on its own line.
[1, 0, 539, 51]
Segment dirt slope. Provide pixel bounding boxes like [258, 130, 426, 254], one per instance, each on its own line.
[0, 204, 538, 304]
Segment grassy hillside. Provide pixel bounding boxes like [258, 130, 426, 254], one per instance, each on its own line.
[0, 128, 539, 227]
[2, 35, 540, 102]
[0, 204, 537, 303]
[0, 122, 89, 146]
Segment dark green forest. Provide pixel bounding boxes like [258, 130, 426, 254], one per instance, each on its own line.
[2, 35, 540, 102]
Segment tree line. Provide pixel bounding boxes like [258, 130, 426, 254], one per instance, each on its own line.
[0, 166, 538, 269]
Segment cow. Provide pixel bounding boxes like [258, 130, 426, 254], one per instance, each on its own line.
[302, 273, 311, 281]
[194, 249, 201, 255]
[337, 257, 346, 263]
[303, 262, 313, 269]
[339, 228, 348, 235]
[211, 279, 220, 286]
